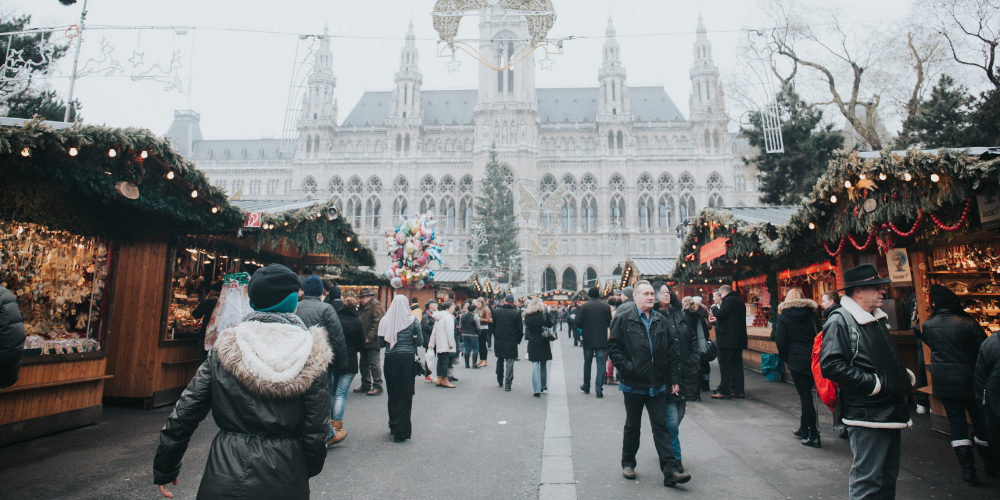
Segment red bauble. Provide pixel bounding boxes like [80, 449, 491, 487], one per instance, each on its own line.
[891, 193, 900, 201]
[881, 223, 889, 230]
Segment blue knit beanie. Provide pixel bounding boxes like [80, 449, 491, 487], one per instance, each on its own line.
[303, 275, 324, 297]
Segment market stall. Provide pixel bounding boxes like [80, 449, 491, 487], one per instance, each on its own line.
[776, 147, 1000, 429]
[428, 268, 483, 303]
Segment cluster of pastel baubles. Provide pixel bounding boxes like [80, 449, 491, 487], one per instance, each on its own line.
[384, 212, 442, 289]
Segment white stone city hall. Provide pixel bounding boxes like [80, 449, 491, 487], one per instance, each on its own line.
[165, 10, 761, 293]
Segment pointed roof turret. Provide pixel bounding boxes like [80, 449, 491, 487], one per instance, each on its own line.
[606, 16, 616, 38]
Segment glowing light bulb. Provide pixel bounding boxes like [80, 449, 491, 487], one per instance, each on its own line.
[879, 173, 887, 181]
[903, 173, 912, 181]
[108, 149, 117, 158]
[346, 236, 352, 242]
[190, 190, 198, 198]
[140, 150, 148, 159]
[845, 180, 852, 188]
[809, 223, 816, 230]
[858, 173, 866, 180]
[20, 148, 29, 157]
[211, 207, 218, 214]
[166, 171, 175, 180]
[830, 195, 838, 203]
[69, 147, 78, 156]
[930, 173, 940, 182]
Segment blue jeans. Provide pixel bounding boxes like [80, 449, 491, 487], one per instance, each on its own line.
[664, 400, 686, 460]
[583, 348, 606, 394]
[328, 372, 355, 437]
[532, 361, 548, 394]
[462, 336, 480, 360]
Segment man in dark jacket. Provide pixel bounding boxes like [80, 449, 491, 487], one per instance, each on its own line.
[191, 282, 222, 363]
[975, 332, 1000, 475]
[607, 281, 690, 487]
[357, 289, 385, 396]
[711, 285, 748, 399]
[578, 287, 612, 397]
[295, 275, 349, 445]
[324, 281, 344, 311]
[0, 285, 26, 388]
[922, 284, 995, 485]
[493, 295, 524, 391]
[820, 264, 914, 499]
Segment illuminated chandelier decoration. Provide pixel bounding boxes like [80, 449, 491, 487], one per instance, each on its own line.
[432, 0, 560, 72]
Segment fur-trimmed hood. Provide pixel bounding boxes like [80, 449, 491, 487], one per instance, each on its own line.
[215, 320, 332, 399]
[778, 298, 818, 314]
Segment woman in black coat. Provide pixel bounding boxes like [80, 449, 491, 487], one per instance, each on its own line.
[0, 285, 26, 388]
[773, 289, 823, 448]
[923, 285, 993, 485]
[523, 298, 555, 397]
[975, 333, 1000, 477]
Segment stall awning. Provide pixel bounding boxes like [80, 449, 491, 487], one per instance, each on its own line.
[628, 258, 677, 279]
[231, 199, 323, 213]
[719, 206, 799, 226]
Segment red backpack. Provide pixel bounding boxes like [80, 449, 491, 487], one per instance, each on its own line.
[811, 310, 859, 411]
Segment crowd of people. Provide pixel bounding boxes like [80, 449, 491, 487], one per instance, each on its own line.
[4, 259, 984, 497]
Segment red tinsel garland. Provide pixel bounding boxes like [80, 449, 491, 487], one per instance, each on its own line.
[928, 198, 973, 232]
[824, 236, 846, 257]
[848, 229, 875, 251]
[888, 210, 923, 237]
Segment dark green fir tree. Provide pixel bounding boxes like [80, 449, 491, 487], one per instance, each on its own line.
[966, 88, 1000, 147]
[894, 75, 971, 149]
[742, 85, 844, 205]
[473, 146, 521, 286]
[1, 13, 80, 121]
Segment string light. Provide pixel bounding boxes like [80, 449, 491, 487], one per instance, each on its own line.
[808, 223, 815, 230]
[166, 171, 175, 180]
[108, 149, 116, 158]
[211, 207, 218, 214]
[844, 180, 852, 188]
[190, 190, 198, 198]
[346, 236, 352, 242]
[930, 173, 940, 182]
[20, 148, 29, 157]
[878, 173, 887, 181]
[858, 173, 866, 180]
[830, 195, 837, 203]
[69, 147, 78, 156]
[903, 172, 912, 181]
[140, 151, 148, 159]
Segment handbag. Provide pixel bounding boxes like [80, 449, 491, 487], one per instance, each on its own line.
[541, 311, 557, 340]
[697, 320, 718, 363]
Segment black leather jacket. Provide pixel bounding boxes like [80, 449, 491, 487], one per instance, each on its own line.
[607, 304, 681, 389]
[922, 309, 987, 400]
[819, 299, 911, 428]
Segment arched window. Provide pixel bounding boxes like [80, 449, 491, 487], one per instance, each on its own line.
[562, 268, 578, 291]
[638, 196, 652, 229]
[404, 134, 410, 152]
[440, 175, 456, 194]
[658, 196, 673, 227]
[581, 196, 597, 230]
[459, 175, 473, 194]
[302, 176, 318, 198]
[637, 173, 654, 192]
[541, 139, 548, 151]
[561, 174, 577, 192]
[419, 197, 436, 214]
[543, 268, 557, 292]
[395, 134, 402, 152]
[394, 197, 408, 218]
[500, 165, 514, 186]
[306, 136, 312, 153]
[707, 172, 724, 191]
[365, 197, 382, 228]
[420, 176, 436, 193]
[641, 137, 648, 150]
[327, 176, 343, 197]
[367, 176, 382, 194]
[446, 200, 456, 229]
[581, 174, 597, 192]
[585, 267, 598, 288]
[679, 194, 695, 222]
[568, 138, 575, 151]
[561, 198, 577, 232]
[708, 193, 724, 208]
[394, 176, 409, 194]
[617, 131, 624, 150]
[608, 131, 614, 149]
[459, 197, 472, 229]
[734, 176, 746, 192]
[658, 173, 674, 193]
[610, 195, 625, 226]
[587, 138, 594, 150]
[347, 197, 362, 228]
[679, 172, 696, 191]
[540, 174, 557, 194]
[609, 174, 624, 192]
[704, 130, 711, 149]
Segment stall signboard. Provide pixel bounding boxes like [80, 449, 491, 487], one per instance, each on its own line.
[700, 237, 728, 264]
[978, 195, 1000, 229]
[244, 212, 262, 228]
[887, 248, 912, 283]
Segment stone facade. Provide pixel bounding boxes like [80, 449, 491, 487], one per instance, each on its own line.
[166, 11, 760, 293]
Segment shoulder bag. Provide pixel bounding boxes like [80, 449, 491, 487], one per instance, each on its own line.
[697, 319, 717, 363]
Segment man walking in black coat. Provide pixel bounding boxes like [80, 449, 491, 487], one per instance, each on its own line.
[493, 295, 524, 391]
[607, 281, 691, 487]
[578, 287, 612, 397]
[711, 285, 748, 399]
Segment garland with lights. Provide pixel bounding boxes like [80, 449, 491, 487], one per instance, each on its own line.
[244, 199, 375, 267]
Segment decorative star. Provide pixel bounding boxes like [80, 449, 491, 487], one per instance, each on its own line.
[128, 51, 145, 70]
[445, 56, 462, 73]
[538, 54, 555, 71]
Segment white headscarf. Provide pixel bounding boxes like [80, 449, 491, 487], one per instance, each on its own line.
[378, 295, 416, 349]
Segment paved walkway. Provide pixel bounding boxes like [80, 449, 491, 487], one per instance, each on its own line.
[1, 332, 998, 499]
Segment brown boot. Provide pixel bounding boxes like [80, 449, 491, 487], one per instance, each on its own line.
[327, 420, 346, 446]
[440, 376, 456, 388]
[436, 376, 444, 387]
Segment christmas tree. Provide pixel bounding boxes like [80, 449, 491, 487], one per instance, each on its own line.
[474, 146, 522, 286]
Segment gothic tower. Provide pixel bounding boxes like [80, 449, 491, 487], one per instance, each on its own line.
[298, 25, 338, 157]
[597, 17, 632, 152]
[689, 15, 726, 154]
[388, 22, 422, 156]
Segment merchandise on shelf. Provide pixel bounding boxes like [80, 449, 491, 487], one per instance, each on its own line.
[0, 222, 110, 353]
[925, 238, 1000, 336]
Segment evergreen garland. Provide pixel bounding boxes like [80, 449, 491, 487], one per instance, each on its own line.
[247, 199, 375, 267]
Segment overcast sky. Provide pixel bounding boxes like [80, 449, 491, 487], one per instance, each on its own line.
[9, 0, 921, 140]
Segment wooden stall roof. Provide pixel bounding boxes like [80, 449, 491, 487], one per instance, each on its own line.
[627, 258, 678, 280]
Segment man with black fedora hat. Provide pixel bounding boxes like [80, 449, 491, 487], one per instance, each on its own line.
[820, 263, 915, 499]
[356, 288, 385, 396]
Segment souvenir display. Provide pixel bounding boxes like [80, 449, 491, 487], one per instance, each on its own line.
[0, 222, 110, 353]
[384, 212, 442, 289]
[925, 238, 1000, 336]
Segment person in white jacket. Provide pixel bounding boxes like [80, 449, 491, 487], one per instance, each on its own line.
[429, 301, 457, 388]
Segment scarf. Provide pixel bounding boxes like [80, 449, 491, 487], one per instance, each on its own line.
[378, 295, 416, 349]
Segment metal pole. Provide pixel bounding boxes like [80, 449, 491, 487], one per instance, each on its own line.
[63, 0, 88, 122]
